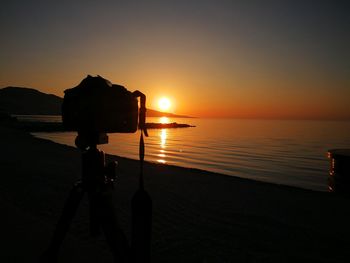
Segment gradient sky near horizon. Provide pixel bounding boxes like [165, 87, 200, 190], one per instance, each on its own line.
[1, 0, 349, 119]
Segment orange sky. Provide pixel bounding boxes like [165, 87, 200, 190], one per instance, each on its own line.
[1, 1, 349, 120]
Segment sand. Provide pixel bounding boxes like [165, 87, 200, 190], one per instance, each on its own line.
[1, 124, 350, 263]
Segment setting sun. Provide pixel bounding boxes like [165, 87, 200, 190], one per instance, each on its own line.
[158, 97, 171, 112]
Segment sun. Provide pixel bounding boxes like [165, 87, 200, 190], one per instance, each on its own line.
[158, 97, 171, 111]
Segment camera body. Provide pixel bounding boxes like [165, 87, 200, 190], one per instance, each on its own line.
[62, 75, 139, 133]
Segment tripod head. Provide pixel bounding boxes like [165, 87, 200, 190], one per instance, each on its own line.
[74, 131, 109, 150]
[75, 131, 118, 188]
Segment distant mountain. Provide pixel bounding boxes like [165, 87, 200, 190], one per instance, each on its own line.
[146, 109, 192, 118]
[0, 87, 62, 115]
[0, 86, 192, 118]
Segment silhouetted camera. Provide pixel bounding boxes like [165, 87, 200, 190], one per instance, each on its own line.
[62, 75, 146, 134]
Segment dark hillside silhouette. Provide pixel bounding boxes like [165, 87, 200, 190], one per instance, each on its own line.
[0, 87, 62, 115]
[146, 109, 192, 118]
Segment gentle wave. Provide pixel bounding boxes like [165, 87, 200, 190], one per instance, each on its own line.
[31, 117, 350, 191]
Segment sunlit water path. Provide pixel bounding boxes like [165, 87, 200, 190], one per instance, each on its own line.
[26, 116, 350, 191]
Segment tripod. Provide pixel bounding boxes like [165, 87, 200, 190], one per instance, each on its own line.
[42, 133, 130, 263]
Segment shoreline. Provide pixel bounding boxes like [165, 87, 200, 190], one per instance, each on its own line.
[2, 124, 350, 262]
[30, 130, 327, 193]
[31, 130, 328, 193]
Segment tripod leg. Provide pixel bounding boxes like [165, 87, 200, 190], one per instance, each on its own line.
[87, 190, 101, 237]
[97, 185, 130, 263]
[41, 182, 84, 262]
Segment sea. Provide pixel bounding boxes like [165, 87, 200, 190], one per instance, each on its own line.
[17, 115, 350, 192]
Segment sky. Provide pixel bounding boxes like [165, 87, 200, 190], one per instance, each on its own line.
[1, 0, 349, 119]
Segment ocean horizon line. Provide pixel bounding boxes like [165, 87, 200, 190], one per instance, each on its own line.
[12, 114, 350, 122]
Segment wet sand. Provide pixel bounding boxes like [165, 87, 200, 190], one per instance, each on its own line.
[1, 124, 350, 262]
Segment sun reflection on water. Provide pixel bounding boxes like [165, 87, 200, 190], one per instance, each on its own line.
[157, 129, 167, 163]
[160, 129, 167, 148]
[159, 117, 170, 124]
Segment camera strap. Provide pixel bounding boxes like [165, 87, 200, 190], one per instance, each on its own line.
[131, 91, 152, 261]
[139, 132, 145, 189]
[132, 90, 148, 137]
[133, 90, 148, 189]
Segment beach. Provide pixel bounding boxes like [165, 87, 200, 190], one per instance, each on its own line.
[1, 124, 350, 263]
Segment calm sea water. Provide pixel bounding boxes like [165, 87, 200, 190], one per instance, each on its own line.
[25, 115, 350, 191]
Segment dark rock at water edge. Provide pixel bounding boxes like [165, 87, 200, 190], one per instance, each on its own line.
[145, 122, 195, 129]
[0, 109, 18, 123]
